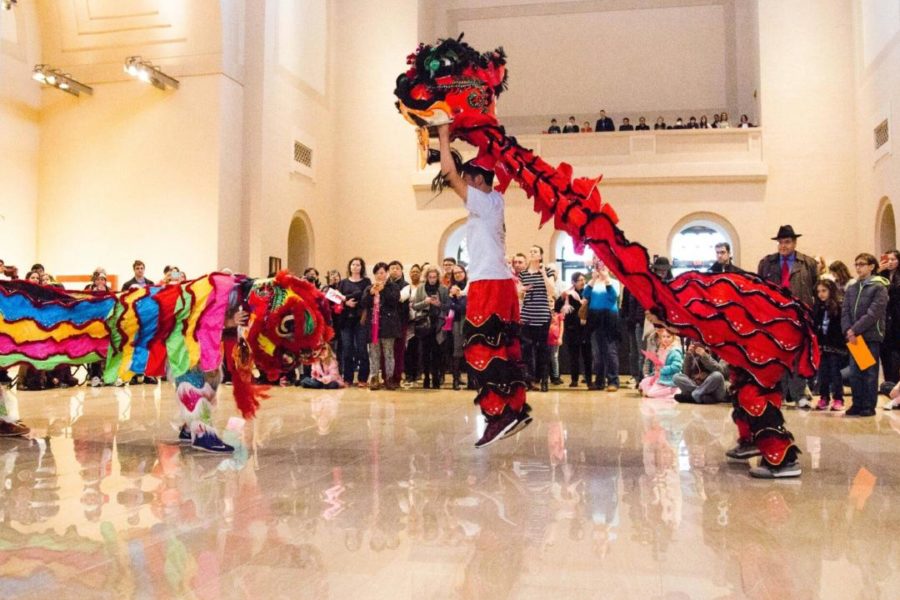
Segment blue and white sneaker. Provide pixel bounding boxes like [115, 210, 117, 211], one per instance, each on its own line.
[191, 431, 235, 454]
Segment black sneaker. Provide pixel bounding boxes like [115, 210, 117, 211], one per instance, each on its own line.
[191, 431, 234, 453]
[178, 424, 192, 444]
[0, 420, 30, 437]
[725, 442, 761, 460]
[501, 411, 533, 440]
[673, 392, 692, 403]
[474, 410, 519, 449]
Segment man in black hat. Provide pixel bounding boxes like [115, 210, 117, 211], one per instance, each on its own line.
[757, 225, 818, 408]
[757, 225, 818, 306]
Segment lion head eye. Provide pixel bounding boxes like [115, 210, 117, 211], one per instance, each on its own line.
[276, 314, 295, 338]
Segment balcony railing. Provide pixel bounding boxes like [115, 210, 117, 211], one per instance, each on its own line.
[413, 128, 765, 188]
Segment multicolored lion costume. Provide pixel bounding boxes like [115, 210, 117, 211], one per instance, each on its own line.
[395, 36, 819, 473]
[0, 271, 332, 450]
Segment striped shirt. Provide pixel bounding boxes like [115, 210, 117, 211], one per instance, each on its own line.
[519, 267, 556, 325]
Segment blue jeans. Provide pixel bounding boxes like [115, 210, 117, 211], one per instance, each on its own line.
[340, 322, 369, 384]
[818, 352, 845, 401]
[590, 319, 619, 387]
[849, 341, 880, 411]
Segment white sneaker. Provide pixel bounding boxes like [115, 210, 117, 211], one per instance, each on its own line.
[90, 376, 101, 387]
[796, 398, 812, 409]
[749, 459, 801, 479]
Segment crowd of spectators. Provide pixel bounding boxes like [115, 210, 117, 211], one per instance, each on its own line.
[546, 110, 754, 133]
[2, 226, 898, 418]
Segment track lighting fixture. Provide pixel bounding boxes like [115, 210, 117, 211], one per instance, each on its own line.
[32, 65, 93, 97]
[123, 56, 180, 90]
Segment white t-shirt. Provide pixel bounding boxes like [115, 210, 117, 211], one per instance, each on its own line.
[466, 186, 513, 282]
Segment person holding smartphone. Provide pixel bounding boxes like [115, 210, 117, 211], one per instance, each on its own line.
[411, 266, 449, 389]
[584, 260, 621, 392]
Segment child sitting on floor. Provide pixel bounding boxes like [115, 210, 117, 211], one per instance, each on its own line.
[299, 346, 345, 389]
[639, 327, 683, 400]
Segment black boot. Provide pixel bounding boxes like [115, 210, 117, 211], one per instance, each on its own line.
[569, 377, 579, 388]
[540, 378, 549, 392]
[423, 375, 431, 389]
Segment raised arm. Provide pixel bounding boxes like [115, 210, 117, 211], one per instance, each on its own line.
[437, 124, 468, 201]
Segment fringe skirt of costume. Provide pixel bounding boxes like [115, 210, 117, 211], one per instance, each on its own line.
[730, 369, 799, 465]
[463, 279, 527, 417]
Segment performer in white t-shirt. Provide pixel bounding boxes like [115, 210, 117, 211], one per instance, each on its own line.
[437, 124, 531, 448]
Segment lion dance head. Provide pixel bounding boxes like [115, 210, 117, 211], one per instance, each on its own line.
[244, 271, 333, 382]
[395, 34, 507, 166]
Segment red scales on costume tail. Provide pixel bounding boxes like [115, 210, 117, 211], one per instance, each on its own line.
[394, 34, 819, 476]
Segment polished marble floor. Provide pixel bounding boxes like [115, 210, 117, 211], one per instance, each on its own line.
[1, 380, 900, 599]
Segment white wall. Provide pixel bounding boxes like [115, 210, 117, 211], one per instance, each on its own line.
[0, 3, 40, 271]
[459, 5, 728, 119]
[242, 0, 339, 276]
[330, 0, 423, 271]
[36, 77, 225, 280]
[755, 0, 860, 264]
[856, 0, 900, 252]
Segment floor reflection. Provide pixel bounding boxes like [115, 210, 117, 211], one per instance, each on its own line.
[1, 386, 900, 598]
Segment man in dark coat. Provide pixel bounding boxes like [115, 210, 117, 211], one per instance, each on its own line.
[595, 110, 615, 132]
[757, 225, 818, 306]
[757, 225, 819, 407]
[709, 242, 741, 273]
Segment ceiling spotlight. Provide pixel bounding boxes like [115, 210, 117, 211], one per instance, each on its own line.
[32, 64, 93, 97]
[2, 1, 18, 11]
[123, 56, 179, 91]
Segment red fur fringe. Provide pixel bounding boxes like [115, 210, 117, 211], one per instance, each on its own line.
[231, 341, 269, 419]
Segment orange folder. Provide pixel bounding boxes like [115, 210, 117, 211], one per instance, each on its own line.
[847, 336, 876, 370]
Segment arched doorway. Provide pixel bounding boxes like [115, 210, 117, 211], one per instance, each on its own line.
[440, 219, 469, 267]
[668, 213, 739, 276]
[287, 211, 314, 275]
[877, 197, 896, 252]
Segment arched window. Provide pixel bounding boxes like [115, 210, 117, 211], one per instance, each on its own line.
[442, 221, 469, 267]
[553, 232, 594, 290]
[669, 219, 734, 276]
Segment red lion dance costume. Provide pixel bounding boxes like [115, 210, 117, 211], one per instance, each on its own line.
[394, 36, 819, 477]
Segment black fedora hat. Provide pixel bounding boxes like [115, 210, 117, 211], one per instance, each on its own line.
[771, 225, 802, 240]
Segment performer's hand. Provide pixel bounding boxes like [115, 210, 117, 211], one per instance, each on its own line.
[847, 330, 857, 343]
[234, 309, 249, 327]
[346, 298, 358, 308]
[693, 345, 707, 357]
